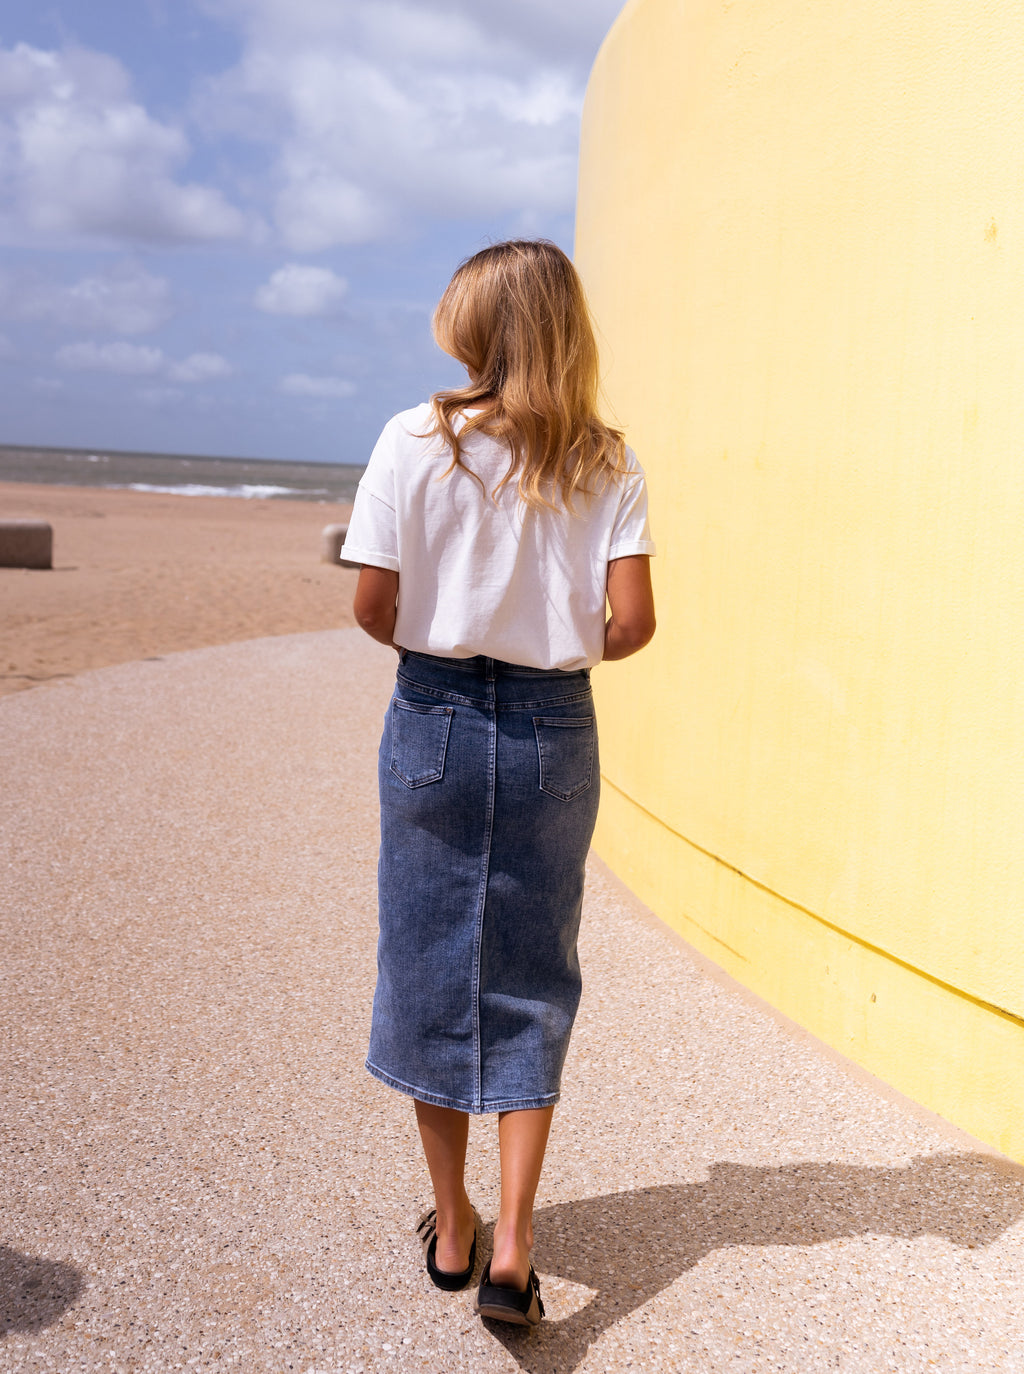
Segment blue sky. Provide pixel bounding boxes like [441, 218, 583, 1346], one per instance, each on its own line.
[0, 0, 625, 465]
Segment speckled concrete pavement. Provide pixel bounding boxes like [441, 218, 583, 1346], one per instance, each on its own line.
[3, 628, 1024, 1373]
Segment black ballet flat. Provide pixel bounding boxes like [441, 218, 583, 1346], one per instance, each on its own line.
[416, 1207, 478, 1292]
[474, 1260, 545, 1326]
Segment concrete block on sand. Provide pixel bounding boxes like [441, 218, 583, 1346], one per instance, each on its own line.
[323, 522, 362, 571]
[321, 521, 359, 568]
[0, 519, 52, 569]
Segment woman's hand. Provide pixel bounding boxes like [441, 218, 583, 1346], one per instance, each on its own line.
[603, 555, 656, 660]
[353, 566, 401, 649]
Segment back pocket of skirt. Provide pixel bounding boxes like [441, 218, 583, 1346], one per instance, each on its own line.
[533, 717, 595, 801]
[390, 700, 453, 787]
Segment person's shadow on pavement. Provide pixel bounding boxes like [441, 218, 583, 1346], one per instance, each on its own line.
[1, 1246, 85, 1338]
[483, 1151, 1024, 1373]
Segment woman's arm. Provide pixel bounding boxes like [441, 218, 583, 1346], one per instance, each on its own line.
[603, 555, 656, 661]
[353, 566, 400, 649]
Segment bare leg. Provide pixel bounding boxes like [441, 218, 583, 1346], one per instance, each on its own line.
[414, 1100, 477, 1273]
[489, 1106, 555, 1290]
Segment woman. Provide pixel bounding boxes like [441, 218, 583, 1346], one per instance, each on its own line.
[341, 239, 655, 1327]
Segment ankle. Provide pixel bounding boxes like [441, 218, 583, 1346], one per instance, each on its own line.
[431, 1198, 477, 1274]
[489, 1217, 532, 1288]
[434, 1195, 474, 1238]
[434, 1198, 478, 1253]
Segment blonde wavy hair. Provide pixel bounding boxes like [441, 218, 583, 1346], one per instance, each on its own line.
[428, 239, 626, 510]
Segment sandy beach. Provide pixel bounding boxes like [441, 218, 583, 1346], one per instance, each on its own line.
[0, 482, 358, 697]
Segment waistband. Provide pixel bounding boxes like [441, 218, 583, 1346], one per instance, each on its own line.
[399, 649, 589, 682]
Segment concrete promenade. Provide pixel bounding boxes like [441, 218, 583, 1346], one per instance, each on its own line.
[3, 628, 1024, 1372]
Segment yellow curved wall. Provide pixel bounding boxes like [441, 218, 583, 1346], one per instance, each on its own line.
[577, 0, 1024, 1161]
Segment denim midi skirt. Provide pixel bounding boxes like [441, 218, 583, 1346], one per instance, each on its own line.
[366, 651, 600, 1114]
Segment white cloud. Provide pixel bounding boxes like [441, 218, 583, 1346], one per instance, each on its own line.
[55, 340, 232, 383]
[199, 0, 624, 70]
[280, 372, 355, 398]
[195, 0, 622, 250]
[0, 262, 174, 334]
[454, 0, 627, 64]
[167, 352, 234, 382]
[56, 340, 165, 374]
[255, 263, 348, 316]
[139, 385, 185, 406]
[0, 41, 246, 245]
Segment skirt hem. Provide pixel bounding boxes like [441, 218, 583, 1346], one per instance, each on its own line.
[365, 1060, 561, 1115]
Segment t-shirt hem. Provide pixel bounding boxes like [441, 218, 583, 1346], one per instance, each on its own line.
[609, 538, 657, 559]
[399, 645, 595, 671]
[338, 544, 400, 572]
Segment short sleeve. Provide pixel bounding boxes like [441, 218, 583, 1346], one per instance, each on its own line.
[608, 452, 657, 560]
[340, 419, 400, 572]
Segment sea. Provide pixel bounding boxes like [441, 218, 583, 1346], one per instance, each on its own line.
[0, 443, 364, 504]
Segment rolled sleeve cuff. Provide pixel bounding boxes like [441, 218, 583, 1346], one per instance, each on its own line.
[608, 538, 657, 560]
[338, 543, 400, 572]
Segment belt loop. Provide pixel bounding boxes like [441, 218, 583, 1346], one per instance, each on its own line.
[485, 657, 496, 683]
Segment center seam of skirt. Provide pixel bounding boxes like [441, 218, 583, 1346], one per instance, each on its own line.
[471, 679, 497, 1112]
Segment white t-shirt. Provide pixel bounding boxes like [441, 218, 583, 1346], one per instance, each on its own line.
[341, 403, 656, 670]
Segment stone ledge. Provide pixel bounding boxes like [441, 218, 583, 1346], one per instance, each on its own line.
[0, 519, 52, 569]
[321, 522, 359, 568]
